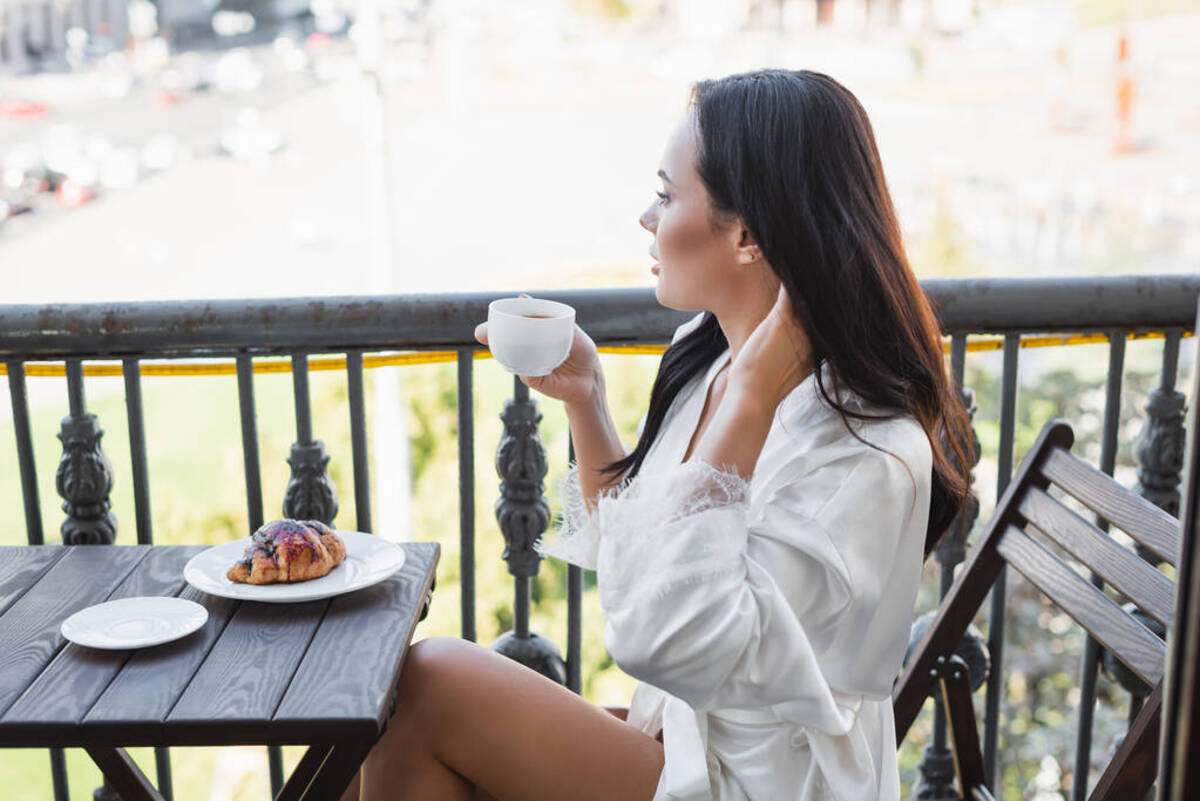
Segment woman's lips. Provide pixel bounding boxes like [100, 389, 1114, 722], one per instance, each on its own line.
[651, 263, 660, 275]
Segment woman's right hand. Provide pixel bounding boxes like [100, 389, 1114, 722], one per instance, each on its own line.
[474, 296, 604, 407]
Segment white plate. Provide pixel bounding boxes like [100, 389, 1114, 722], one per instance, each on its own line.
[61, 596, 208, 650]
[183, 530, 406, 603]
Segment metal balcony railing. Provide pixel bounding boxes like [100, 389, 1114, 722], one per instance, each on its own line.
[0, 273, 1196, 801]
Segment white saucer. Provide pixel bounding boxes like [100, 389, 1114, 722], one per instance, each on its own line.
[61, 596, 208, 650]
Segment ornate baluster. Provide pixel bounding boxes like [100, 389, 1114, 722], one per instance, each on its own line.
[492, 378, 567, 683]
[57, 359, 116, 545]
[92, 777, 120, 801]
[274, 353, 337, 797]
[1133, 331, 1185, 524]
[1098, 331, 1185, 801]
[1100, 604, 1164, 708]
[912, 349, 986, 799]
[55, 362, 118, 801]
[283, 353, 339, 524]
[284, 441, 339, 523]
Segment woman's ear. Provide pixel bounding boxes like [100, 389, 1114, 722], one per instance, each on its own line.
[734, 224, 763, 266]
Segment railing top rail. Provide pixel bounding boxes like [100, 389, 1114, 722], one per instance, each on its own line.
[0, 275, 1196, 359]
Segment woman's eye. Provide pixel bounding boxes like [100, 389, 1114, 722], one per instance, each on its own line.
[655, 191, 670, 204]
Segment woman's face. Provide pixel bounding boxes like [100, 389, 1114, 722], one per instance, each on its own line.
[639, 115, 742, 312]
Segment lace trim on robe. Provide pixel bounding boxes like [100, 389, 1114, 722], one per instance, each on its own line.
[533, 461, 613, 570]
[594, 459, 751, 599]
[534, 459, 751, 575]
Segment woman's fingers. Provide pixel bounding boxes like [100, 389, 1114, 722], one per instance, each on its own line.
[476, 294, 527, 343]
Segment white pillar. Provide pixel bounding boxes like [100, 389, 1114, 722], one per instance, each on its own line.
[357, 0, 412, 542]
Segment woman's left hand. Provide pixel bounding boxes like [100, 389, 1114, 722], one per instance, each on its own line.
[727, 282, 815, 408]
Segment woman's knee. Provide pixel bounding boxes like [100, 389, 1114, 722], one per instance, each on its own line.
[384, 637, 468, 750]
[396, 637, 480, 718]
[402, 637, 477, 685]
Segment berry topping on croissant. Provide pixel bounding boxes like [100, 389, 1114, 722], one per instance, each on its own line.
[227, 519, 347, 584]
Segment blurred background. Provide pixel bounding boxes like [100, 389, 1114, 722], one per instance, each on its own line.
[1, 0, 1197, 798]
[3, 0, 1197, 302]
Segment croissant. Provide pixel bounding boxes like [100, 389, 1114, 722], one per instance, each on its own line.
[227, 519, 347, 584]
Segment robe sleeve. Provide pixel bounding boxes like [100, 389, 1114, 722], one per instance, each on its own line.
[533, 410, 649, 570]
[595, 452, 918, 736]
[533, 461, 603, 569]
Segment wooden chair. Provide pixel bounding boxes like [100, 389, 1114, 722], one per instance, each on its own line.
[894, 419, 1181, 801]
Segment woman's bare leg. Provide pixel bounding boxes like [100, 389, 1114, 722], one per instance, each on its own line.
[358, 636, 664, 801]
[339, 747, 474, 801]
[337, 704, 639, 800]
[340, 656, 646, 801]
[337, 726, 473, 801]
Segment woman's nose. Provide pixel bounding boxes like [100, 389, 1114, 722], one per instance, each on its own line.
[638, 206, 657, 233]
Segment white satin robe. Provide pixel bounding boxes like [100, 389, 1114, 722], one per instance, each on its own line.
[535, 312, 932, 801]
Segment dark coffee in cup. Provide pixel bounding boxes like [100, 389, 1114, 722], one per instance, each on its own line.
[523, 314, 553, 319]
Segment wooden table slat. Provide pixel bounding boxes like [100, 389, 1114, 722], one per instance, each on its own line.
[82, 584, 241, 745]
[0, 547, 204, 742]
[0, 546, 69, 618]
[272, 542, 440, 742]
[163, 596, 330, 742]
[0, 546, 151, 724]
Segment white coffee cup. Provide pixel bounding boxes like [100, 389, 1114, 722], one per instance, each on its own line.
[486, 297, 576, 377]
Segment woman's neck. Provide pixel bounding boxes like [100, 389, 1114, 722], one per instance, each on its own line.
[714, 275, 782, 363]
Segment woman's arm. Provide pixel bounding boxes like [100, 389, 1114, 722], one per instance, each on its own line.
[689, 387, 777, 481]
[691, 282, 814, 480]
[564, 373, 629, 513]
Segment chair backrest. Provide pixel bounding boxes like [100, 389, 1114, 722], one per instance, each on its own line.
[1010, 429, 1177, 688]
[895, 418, 1178, 753]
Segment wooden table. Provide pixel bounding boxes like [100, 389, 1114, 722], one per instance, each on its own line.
[0, 541, 439, 801]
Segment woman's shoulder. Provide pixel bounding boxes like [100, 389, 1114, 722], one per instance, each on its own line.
[758, 369, 931, 514]
[844, 412, 931, 472]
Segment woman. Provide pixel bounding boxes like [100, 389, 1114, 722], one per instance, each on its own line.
[341, 68, 973, 801]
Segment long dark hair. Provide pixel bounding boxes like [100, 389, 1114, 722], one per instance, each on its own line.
[599, 69, 974, 556]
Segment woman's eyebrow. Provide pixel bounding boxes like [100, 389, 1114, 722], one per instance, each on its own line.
[657, 169, 673, 185]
